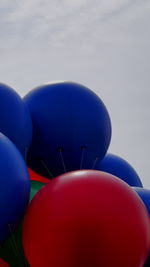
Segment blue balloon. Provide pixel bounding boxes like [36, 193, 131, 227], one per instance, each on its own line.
[0, 133, 30, 241]
[24, 81, 111, 178]
[0, 83, 32, 158]
[95, 153, 143, 187]
[133, 187, 150, 216]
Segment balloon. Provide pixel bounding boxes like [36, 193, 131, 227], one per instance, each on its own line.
[23, 170, 150, 267]
[24, 81, 111, 178]
[0, 133, 30, 241]
[0, 180, 45, 267]
[95, 153, 142, 187]
[28, 168, 49, 184]
[0, 259, 9, 267]
[30, 180, 46, 201]
[133, 187, 150, 216]
[0, 83, 32, 157]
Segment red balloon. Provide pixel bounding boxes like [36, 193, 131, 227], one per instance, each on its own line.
[0, 259, 10, 267]
[28, 168, 49, 184]
[23, 170, 150, 267]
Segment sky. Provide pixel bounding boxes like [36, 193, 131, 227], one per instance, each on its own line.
[0, 0, 150, 187]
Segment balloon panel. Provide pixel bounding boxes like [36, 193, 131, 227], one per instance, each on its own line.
[0, 83, 32, 157]
[0, 180, 45, 267]
[23, 170, 150, 267]
[95, 153, 142, 187]
[28, 168, 49, 184]
[24, 81, 111, 177]
[0, 133, 30, 241]
[0, 258, 10, 267]
[133, 187, 150, 216]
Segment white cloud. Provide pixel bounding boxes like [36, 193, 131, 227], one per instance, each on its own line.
[1, 0, 149, 47]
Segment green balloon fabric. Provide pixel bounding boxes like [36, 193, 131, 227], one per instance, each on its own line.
[30, 180, 45, 201]
[0, 181, 45, 267]
[0, 226, 25, 267]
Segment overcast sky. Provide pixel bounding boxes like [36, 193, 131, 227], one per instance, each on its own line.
[0, 0, 150, 187]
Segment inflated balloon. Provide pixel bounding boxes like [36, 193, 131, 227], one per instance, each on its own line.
[0, 180, 46, 267]
[23, 170, 150, 267]
[133, 187, 150, 216]
[0, 259, 9, 267]
[95, 153, 142, 187]
[24, 81, 111, 177]
[0, 83, 32, 157]
[0, 133, 30, 241]
[28, 168, 49, 184]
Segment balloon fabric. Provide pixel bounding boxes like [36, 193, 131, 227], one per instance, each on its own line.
[0, 180, 45, 267]
[0, 259, 9, 267]
[0, 83, 32, 158]
[28, 168, 49, 184]
[0, 133, 30, 241]
[24, 81, 111, 178]
[0, 226, 24, 267]
[95, 153, 142, 187]
[133, 187, 150, 216]
[30, 180, 46, 201]
[23, 170, 150, 267]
